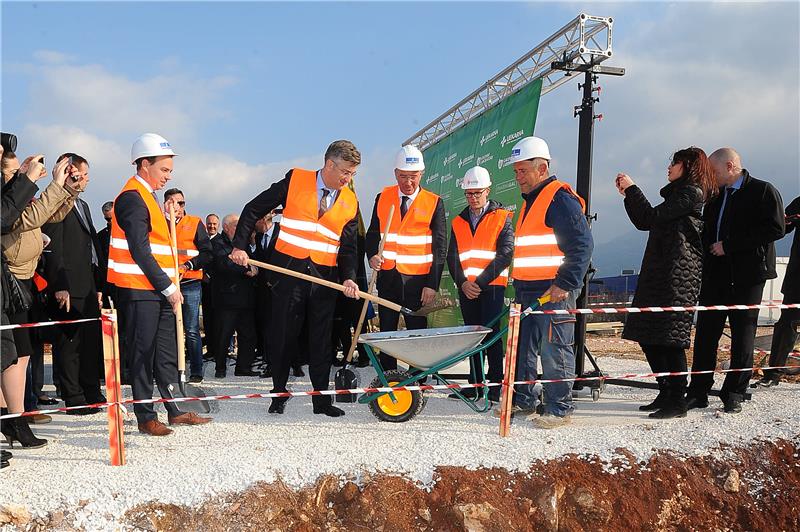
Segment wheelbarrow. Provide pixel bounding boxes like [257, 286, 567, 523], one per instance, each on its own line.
[357, 325, 501, 422]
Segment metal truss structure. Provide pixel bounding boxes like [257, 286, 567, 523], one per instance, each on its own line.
[404, 13, 614, 150]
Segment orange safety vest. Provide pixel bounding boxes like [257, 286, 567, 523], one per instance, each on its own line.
[512, 180, 586, 282]
[376, 185, 439, 275]
[107, 176, 176, 290]
[274, 168, 358, 267]
[452, 208, 512, 287]
[174, 214, 203, 281]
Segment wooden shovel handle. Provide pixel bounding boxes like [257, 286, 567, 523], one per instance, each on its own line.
[246, 257, 407, 314]
[168, 205, 186, 374]
[344, 205, 395, 363]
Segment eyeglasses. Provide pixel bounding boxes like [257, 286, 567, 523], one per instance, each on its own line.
[464, 189, 487, 198]
[332, 159, 357, 178]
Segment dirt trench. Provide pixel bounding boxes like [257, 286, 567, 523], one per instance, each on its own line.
[111, 438, 800, 532]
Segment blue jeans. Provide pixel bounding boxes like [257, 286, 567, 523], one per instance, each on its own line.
[181, 281, 204, 377]
[513, 283, 577, 417]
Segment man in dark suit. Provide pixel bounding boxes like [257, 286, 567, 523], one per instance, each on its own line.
[229, 140, 361, 417]
[201, 213, 220, 363]
[109, 133, 212, 436]
[96, 201, 114, 308]
[42, 153, 105, 414]
[754, 195, 800, 387]
[687, 148, 785, 413]
[212, 214, 258, 378]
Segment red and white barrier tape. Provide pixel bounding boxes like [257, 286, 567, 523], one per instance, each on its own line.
[2, 364, 796, 420]
[0, 317, 101, 331]
[525, 303, 800, 316]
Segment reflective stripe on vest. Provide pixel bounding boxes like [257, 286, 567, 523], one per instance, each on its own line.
[175, 215, 203, 280]
[273, 168, 357, 266]
[376, 185, 439, 275]
[107, 177, 176, 290]
[452, 208, 511, 287]
[512, 180, 586, 281]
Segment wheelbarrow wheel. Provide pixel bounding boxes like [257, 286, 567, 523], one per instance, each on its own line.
[368, 369, 426, 422]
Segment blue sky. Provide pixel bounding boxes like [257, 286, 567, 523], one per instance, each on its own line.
[3, 1, 799, 273]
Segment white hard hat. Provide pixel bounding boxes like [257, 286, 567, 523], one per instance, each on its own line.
[461, 166, 492, 189]
[509, 136, 550, 164]
[395, 145, 425, 171]
[130, 133, 178, 165]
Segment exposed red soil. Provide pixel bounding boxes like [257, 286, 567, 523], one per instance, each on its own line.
[112, 439, 799, 532]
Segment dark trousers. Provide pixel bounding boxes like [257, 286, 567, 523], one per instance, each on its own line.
[201, 281, 216, 360]
[52, 297, 104, 406]
[376, 269, 427, 371]
[689, 273, 764, 402]
[254, 286, 271, 365]
[640, 343, 688, 397]
[459, 285, 505, 384]
[331, 295, 368, 362]
[764, 295, 800, 380]
[120, 299, 181, 423]
[214, 307, 257, 373]
[270, 278, 338, 408]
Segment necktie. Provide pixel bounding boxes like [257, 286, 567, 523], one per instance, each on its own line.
[717, 187, 733, 242]
[318, 189, 330, 218]
[400, 195, 409, 218]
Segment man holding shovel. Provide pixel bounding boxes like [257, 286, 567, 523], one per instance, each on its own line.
[364, 145, 447, 372]
[230, 140, 361, 417]
[108, 133, 212, 436]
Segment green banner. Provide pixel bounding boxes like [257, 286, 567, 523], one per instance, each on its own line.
[422, 79, 543, 327]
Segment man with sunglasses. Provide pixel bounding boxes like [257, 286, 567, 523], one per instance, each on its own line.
[365, 145, 447, 372]
[163, 188, 213, 383]
[446, 166, 514, 402]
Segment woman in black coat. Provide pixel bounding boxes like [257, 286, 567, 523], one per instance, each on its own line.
[615, 147, 717, 418]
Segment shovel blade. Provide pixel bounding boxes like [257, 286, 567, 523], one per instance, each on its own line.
[167, 381, 215, 414]
[334, 367, 358, 403]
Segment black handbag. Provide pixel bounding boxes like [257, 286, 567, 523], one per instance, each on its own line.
[2, 263, 32, 316]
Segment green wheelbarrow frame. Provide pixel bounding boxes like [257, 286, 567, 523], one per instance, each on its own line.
[358, 307, 511, 415]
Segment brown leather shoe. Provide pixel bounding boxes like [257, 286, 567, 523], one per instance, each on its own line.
[29, 414, 52, 424]
[168, 412, 212, 426]
[137, 419, 173, 436]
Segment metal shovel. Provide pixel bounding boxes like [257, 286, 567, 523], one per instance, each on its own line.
[166, 205, 213, 414]
[335, 206, 395, 402]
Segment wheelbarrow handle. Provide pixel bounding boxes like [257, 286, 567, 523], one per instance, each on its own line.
[247, 258, 412, 315]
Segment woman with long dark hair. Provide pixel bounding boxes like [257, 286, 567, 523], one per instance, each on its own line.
[615, 147, 717, 419]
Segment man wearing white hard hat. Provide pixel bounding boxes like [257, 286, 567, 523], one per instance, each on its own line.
[505, 136, 593, 429]
[446, 166, 514, 402]
[365, 145, 447, 371]
[108, 133, 212, 436]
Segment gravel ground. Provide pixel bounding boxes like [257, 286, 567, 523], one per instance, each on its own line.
[1, 355, 798, 530]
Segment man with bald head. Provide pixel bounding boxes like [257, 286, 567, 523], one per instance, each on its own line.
[686, 148, 784, 413]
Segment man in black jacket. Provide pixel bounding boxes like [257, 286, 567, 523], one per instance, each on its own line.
[687, 148, 785, 413]
[753, 195, 799, 387]
[42, 154, 105, 414]
[446, 167, 514, 402]
[212, 214, 258, 378]
[229, 140, 361, 417]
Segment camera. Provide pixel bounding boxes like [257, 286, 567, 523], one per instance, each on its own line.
[1, 132, 17, 153]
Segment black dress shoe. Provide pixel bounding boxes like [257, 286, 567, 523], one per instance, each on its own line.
[66, 407, 102, 416]
[313, 404, 345, 417]
[268, 399, 286, 414]
[188, 375, 203, 383]
[234, 369, 259, 377]
[648, 405, 688, 419]
[686, 396, 708, 410]
[37, 395, 59, 406]
[292, 366, 305, 377]
[751, 377, 780, 389]
[639, 391, 669, 412]
[1, 450, 12, 461]
[723, 400, 742, 414]
[259, 368, 272, 379]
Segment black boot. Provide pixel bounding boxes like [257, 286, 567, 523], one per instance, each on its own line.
[1, 411, 48, 449]
[639, 378, 669, 411]
[649, 385, 688, 419]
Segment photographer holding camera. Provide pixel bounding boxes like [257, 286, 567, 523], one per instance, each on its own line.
[1, 138, 81, 449]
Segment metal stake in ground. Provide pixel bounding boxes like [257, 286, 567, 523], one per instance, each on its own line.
[335, 205, 396, 402]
